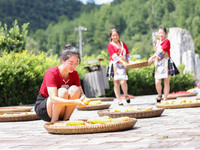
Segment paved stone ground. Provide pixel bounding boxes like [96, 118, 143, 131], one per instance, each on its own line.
[1, 95, 200, 150]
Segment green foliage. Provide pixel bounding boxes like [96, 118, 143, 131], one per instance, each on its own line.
[0, 20, 29, 53]
[0, 0, 85, 32]
[27, 0, 200, 58]
[0, 50, 59, 106]
[0, 49, 194, 106]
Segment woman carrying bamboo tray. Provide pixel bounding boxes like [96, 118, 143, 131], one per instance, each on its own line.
[107, 29, 132, 106]
[148, 27, 179, 103]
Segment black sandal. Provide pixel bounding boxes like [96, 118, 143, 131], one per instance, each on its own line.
[156, 95, 162, 103]
[125, 95, 131, 103]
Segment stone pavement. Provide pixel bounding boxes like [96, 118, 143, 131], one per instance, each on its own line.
[1, 95, 200, 150]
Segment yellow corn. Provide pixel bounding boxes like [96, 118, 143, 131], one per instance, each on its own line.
[162, 101, 169, 105]
[111, 117, 130, 123]
[87, 116, 112, 124]
[180, 99, 186, 103]
[88, 100, 102, 105]
[83, 98, 91, 105]
[65, 121, 85, 126]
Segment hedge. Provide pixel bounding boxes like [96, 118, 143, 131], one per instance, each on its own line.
[0, 50, 59, 106]
[0, 50, 195, 106]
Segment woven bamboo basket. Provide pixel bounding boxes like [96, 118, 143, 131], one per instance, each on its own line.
[161, 95, 177, 100]
[0, 106, 33, 113]
[89, 97, 114, 101]
[127, 61, 149, 69]
[76, 103, 111, 111]
[97, 108, 164, 119]
[120, 95, 135, 99]
[44, 118, 137, 134]
[169, 93, 197, 97]
[0, 112, 40, 122]
[156, 102, 200, 109]
[196, 97, 200, 100]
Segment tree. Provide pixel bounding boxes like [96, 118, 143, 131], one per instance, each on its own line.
[0, 20, 29, 53]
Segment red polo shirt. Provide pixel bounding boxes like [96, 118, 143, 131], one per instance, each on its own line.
[39, 66, 81, 97]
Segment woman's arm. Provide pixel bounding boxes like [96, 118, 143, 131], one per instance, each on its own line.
[111, 53, 127, 67]
[47, 87, 86, 107]
[148, 54, 158, 65]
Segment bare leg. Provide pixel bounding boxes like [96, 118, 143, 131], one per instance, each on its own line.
[47, 86, 81, 122]
[63, 85, 81, 120]
[155, 78, 162, 97]
[163, 75, 171, 100]
[113, 80, 122, 104]
[46, 88, 69, 122]
[120, 80, 128, 96]
[120, 79, 130, 103]
[51, 103, 66, 122]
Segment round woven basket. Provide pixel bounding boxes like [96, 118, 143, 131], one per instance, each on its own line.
[196, 97, 200, 100]
[44, 118, 137, 134]
[97, 108, 164, 119]
[76, 103, 111, 111]
[127, 61, 149, 69]
[161, 95, 177, 100]
[156, 102, 200, 109]
[0, 106, 33, 113]
[89, 97, 114, 101]
[120, 95, 135, 99]
[0, 112, 40, 122]
[169, 93, 197, 97]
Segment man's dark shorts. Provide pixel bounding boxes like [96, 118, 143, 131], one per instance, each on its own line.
[35, 94, 51, 122]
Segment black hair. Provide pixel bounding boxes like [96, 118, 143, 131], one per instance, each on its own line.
[110, 29, 120, 41]
[159, 27, 167, 33]
[61, 44, 81, 63]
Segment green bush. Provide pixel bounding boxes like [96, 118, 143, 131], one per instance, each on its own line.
[0, 50, 59, 106]
[0, 20, 28, 53]
[0, 49, 195, 106]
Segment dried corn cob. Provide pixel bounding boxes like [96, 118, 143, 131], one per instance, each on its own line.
[88, 100, 102, 106]
[65, 121, 85, 126]
[82, 98, 91, 105]
[87, 116, 112, 124]
[111, 117, 130, 123]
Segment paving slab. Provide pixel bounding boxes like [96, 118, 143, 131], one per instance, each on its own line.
[1, 95, 200, 150]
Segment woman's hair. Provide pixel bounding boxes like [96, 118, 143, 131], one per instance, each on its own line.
[159, 27, 167, 33]
[110, 29, 120, 41]
[61, 44, 81, 63]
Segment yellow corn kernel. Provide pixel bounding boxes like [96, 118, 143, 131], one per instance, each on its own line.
[163, 101, 169, 105]
[87, 116, 111, 124]
[145, 107, 153, 111]
[88, 100, 102, 105]
[180, 99, 186, 103]
[83, 98, 91, 105]
[111, 117, 130, 123]
[65, 121, 85, 126]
